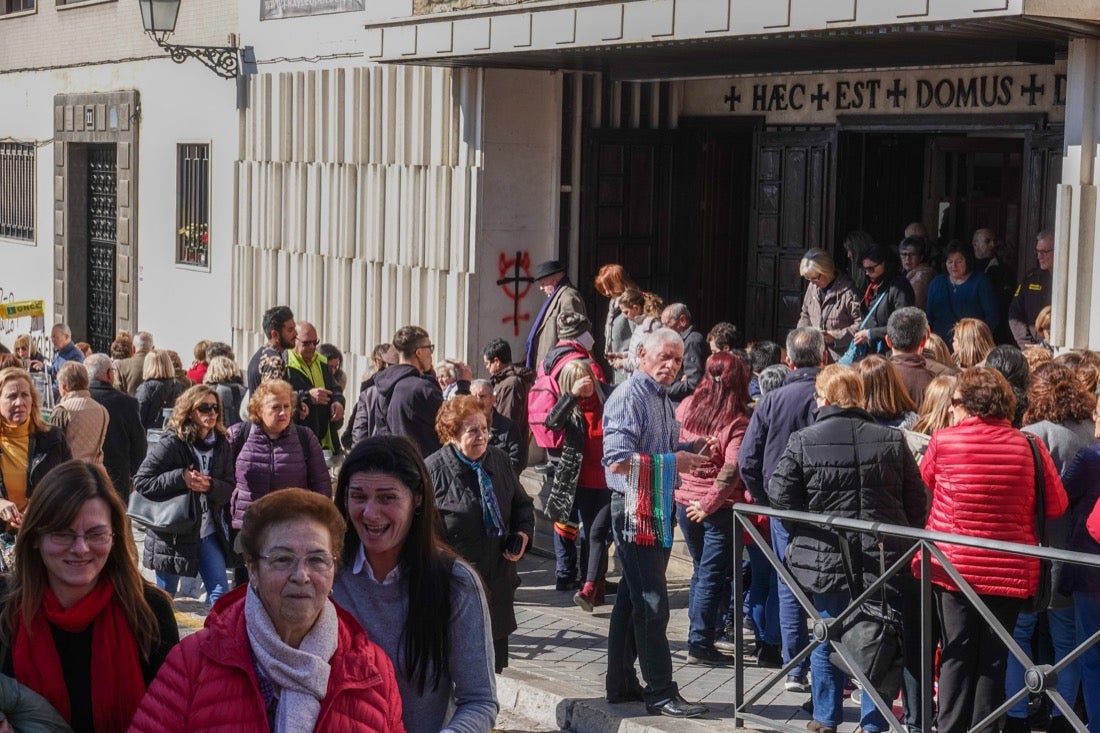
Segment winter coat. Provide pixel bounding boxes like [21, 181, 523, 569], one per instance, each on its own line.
[89, 380, 146, 497]
[1059, 442, 1100, 593]
[0, 426, 71, 506]
[916, 415, 1067, 598]
[227, 422, 331, 529]
[285, 352, 347, 452]
[0, 672, 73, 733]
[135, 378, 185, 430]
[862, 273, 916, 350]
[889, 352, 958, 410]
[488, 411, 526, 473]
[768, 406, 929, 594]
[134, 432, 234, 577]
[115, 352, 149, 396]
[489, 364, 535, 439]
[667, 327, 709, 402]
[528, 282, 587, 370]
[128, 585, 405, 733]
[545, 392, 605, 489]
[797, 273, 862, 362]
[371, 365, 444, 457]
[211, 381, 247, 428]
[739, 367, 820, 505]
[674, 398, 750, 515]
[907, 263, 937, 310]
[426, 445, 535, 641]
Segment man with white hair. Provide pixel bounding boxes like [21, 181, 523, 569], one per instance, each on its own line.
[601, 327, 713, 718]
[86, 353, 147, 498]
[50, 361, 109, 464]
[470, 379, 524, 473]
[660, 303, 707, 402]
[29, 323, 84, 380]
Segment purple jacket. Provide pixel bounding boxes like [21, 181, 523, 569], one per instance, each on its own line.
[228, 422, 332, 528]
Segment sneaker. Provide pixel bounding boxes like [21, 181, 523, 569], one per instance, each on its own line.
[713, 625, 739, 653]
[850, 687, 862, 705]
[785, 674, 810, 693]
[686, 646, 735, 665]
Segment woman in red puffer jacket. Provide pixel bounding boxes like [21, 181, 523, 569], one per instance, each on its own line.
[917, 366, 1067, 733]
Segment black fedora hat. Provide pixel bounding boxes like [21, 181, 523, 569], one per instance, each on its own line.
[533, 259, 566, 281]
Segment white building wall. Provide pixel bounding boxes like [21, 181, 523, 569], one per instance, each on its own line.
[0, 1, 239, 356]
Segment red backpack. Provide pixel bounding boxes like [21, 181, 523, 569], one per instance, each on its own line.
[526, 353, 584, 449]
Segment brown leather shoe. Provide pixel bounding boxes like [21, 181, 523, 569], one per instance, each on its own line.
[806, 721, 837, 733]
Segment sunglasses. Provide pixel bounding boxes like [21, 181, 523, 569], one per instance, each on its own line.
[195, 403, 220, 414]
[297, 339, 319, 347]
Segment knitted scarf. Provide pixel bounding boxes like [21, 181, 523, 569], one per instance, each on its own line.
[622, 453, 675, 547]
[12, 579, 146, 731]
[245, 585, 339, 733]
[452, 446, 507, 536]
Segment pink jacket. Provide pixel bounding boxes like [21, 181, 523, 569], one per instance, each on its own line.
[128, 586, 405, 733]
[916, 416, 1067, 598]
[674, 397, 750, 515]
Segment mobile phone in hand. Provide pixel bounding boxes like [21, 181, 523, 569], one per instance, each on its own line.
[505, 533, 524, 555]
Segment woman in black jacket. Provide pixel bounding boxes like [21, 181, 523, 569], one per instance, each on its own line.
[133, 384, 233, 606]
[768, 364, 929, 733]
[425, 395, 535, 673]
[853, 244, 916, 355]
[135, 351, 185, 430]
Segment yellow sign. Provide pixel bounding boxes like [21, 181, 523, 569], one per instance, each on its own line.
[2, 300, 45, 319]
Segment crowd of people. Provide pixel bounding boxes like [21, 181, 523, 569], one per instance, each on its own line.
[0, 225, 1093, 733]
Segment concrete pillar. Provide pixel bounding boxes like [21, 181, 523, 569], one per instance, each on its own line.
[1054, 38, 1100, 348]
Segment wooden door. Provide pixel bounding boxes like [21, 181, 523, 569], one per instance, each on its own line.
[1020, 128, 1063, 272]
[745, 129, 836, 344]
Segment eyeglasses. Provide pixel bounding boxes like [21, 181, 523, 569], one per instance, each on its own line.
[899, 251, 920, 259]
[862, 264, 881, 273]
[257, 553, 335, 573]
[416, 343, 435, 353]
[950, 398, 964, 407]
[44, 530, 114, 548]
[1036, 248, 1054, 255]
[195, 403, 219, 414]
[297, 339, 319, 347]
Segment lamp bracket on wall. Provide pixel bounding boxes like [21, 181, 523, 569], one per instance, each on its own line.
[151, 35, 239, 79]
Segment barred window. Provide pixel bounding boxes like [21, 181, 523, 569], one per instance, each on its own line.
[0, 142, 35, 242]
[176, 143, 210, 266]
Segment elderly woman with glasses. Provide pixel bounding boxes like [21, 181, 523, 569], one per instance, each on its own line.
[796, 248, 862, 363]
[426, 395, 534, 673]
[133, 384, 234, 606]
[0, 460, 178, 732]
[898, 236, 937, 309]
[130, 489, 405, 732]
[917, 367, 1068, 733]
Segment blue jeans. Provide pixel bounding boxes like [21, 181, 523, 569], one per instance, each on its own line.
[606, 493, 677, 705]
[676, 505, 733, 650]
[812, 592, 889, 732]
[1075, 592, 1100, 733]
[772, 519, 810, 676]
[553, 504, 583, 581]
[1006, 607, 1080, 719]
[156, 534, 230, 606]
[746, 542, 781, 646]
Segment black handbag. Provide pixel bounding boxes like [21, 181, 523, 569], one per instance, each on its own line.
[126, 490, 197, 535]
[1022, 434, 1052, 613]
[829, 535, 905, 700]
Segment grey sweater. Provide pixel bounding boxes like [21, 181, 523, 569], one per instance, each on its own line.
[332, 556, 498, 733]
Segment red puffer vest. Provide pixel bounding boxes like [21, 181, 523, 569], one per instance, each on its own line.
[128, 585, 405, 733]
[915, 416, 1067, 598]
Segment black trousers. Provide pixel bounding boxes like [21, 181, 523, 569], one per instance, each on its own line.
[935, 587, 1023, 733]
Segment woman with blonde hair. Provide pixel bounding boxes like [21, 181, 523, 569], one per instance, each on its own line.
[0, 460, 178, 732]
[856, 354, 919, 430]
[11, 335, 45, 370]
[544, 357, 610, 611]
[133, 384, 233, 606]
[203, 355, 247, 427]
[135, 350, 185, 429]
[610, 288, 661, 377]
[951, 317, 995, 369]
[797, 248, 862, 363]
[923, 333, 955, 369]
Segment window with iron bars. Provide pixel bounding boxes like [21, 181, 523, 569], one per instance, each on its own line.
[176, 143, 210, 266]
[0, 142, 35, 242]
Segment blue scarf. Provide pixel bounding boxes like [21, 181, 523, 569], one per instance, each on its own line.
[452, 446, 507, 537]
[525, 278, 569, 368]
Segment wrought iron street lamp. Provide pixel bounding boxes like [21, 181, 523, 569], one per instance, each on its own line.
[138, 0, 240, 79]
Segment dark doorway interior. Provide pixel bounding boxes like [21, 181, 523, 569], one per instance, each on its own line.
[65, 143, 117, 353]
[578, 126, 753, 354]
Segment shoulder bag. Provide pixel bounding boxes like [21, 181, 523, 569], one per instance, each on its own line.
[829, 534, 905, 700]
[127, 490, 197, 535]
[1022, 433, 1052, 613]
[838, 291, 888, 366]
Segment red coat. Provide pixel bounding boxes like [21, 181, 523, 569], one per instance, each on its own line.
[128, 585, 405, 733]
[916, 416, 1067, 598]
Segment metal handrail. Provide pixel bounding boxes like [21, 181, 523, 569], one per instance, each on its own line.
[731, 503, 1099, 733]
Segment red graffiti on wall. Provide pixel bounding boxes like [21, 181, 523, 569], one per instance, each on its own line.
[496, 251, 534, 336]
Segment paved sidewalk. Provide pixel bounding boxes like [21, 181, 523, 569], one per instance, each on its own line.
[498, 547, 854, 733]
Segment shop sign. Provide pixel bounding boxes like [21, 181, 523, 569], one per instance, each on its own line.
[682, 62, 1067, 124]
[260, 0, 364, 20]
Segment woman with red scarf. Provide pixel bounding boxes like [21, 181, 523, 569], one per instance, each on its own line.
[852, 243, 915, 356]
[0, 460, 178, 732]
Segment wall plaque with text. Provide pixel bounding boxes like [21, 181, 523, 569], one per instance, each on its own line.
[413, 0, 547, 14]
[260, 0, 365, 20]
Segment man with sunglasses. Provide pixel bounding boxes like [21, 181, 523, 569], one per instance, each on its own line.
[1008, 230, 1055, 348]
[286, 321, 346, 455]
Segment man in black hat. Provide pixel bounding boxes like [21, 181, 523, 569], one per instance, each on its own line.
[525, 259, 587, 370]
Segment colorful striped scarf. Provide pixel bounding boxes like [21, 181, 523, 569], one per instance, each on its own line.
[623, 453, 675, 547]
